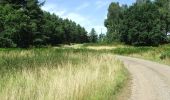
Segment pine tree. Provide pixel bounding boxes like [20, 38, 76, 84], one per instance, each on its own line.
[105, 0, 168, 46]
[155, 0, 170, 35]
[104, 2, 123, 42]
[89, 28, 98, 43]
[0, 0, 89, 48]
[0, 0, 27, 8]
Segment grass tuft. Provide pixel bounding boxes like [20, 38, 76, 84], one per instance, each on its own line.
[0, 48, 127, 100]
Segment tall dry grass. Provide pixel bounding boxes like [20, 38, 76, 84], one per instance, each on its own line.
[0, 48, 127, 100]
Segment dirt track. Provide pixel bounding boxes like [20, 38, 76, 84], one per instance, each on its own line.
[117, 56, 170, 100]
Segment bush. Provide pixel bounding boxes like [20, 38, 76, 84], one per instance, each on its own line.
[33, 38, 45, 47]
[0, 38, 16, 48]
[167, 36, 170, 43]
[160, 51, 170, 59]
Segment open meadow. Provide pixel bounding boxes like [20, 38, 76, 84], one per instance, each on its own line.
[0, 48, 128, 100]
[82, 43, 170, 66]
[0, 43, 170, 100]
[112, 44, 170, 65]
[1, 0, 170, 99]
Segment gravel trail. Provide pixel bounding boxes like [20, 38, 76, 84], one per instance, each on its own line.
[117, 56, 170, 100]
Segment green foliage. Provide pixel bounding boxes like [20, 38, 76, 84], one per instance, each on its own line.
[159, 47, 170, 59]
[98, 33, 107, 43]
[105, 0, 169, 46]
[155, 0, 170, 34]
[0, 48, 128, 100]
[105, 2, 124, 42]
[0, 0, 45, 48]
[168, 36, 170, 43]
[160, 51, 170, 59]
[89, 28, 98, 43]
[0, 37, 15, 48]
[122, 1, 168, 46]
[0, 0, 89, 48]
[42, 12, 89, 45]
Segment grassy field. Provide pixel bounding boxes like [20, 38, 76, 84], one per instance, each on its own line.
[82, 43, 170, 65]
[0, 48, 128, 100]
[1, 43, 169, 100]
[112, 44, 170, 65]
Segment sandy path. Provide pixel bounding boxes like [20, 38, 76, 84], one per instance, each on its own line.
[117, 56, 170, 100]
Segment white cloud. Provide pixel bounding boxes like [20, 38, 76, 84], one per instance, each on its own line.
[76, 2, 90, 11]
[95, 0, 109, 9]
[41, 4, 67, 16]
[41, 2, 107, 34]
[62, 13, 91, 28]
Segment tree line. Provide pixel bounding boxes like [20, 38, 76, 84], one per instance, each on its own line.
[105, 0, 170, 46]
[0, 0, 90, 48]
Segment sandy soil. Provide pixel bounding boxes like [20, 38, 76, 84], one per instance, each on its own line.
[117, 56, 170, 100]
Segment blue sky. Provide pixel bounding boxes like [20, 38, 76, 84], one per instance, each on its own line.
[41, 0, 136, 34]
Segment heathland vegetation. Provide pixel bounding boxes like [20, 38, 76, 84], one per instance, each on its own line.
[0, 0, 129, 99]
[0, 48, 128, 100]
[83, 43, 170, 66]
[112, 44, 170, 65]
[0, 0, 170, 99]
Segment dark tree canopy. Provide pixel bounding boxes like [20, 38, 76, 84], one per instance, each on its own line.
[104, 2, 122, 42]
[89, 28, 98, 43]
[0, 0, 89, 48]
[105, 0, 170, 46]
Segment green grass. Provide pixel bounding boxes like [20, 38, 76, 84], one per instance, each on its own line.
[0, 48, 128, 100]
[112, 44, 170, 65]
[82, 43, 170, 66]
[113, 47, 154, 55]
[82, 42, 123, 47]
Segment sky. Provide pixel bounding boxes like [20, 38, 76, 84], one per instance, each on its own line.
[41, 0, 136, 34]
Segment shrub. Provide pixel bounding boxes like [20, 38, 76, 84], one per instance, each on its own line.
[0, 37, 16, 48]
[160, 51, 170, 59]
